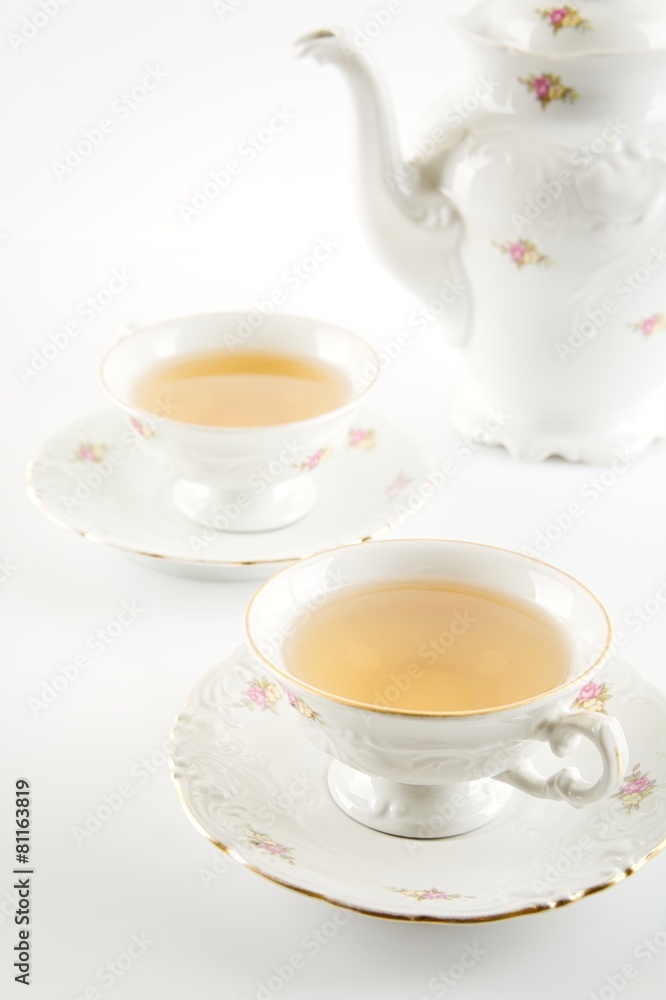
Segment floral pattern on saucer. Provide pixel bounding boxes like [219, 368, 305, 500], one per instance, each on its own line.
[238, 676, 282, 713]
[630, 314, 666, 338]
[28, 407, 432, 582]
[520, 73, 580, 108]
[170, 652, 666, 922]
[75, 443, 107, 463]
[386, 471, 412, 498]
[495, 239, 552, 269]
[391, 887, 468, 902]
[613, 765, 656, 814]
[348, 428, 376, 450]
[572, 681, 611, 714]
[537, 6, 590, 34]
[248, 830, 295, 865]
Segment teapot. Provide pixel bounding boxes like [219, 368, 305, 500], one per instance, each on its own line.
[295, 1, 666, 462]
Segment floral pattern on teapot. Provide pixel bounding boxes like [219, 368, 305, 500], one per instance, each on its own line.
[296, 3, 666, 463]
[520, 73, 580, 108]
[537, 6, 591, 34]
[495, 239, 553, 269]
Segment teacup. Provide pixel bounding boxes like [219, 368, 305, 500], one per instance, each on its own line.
[245, 539, 628, 838]
[100, 312, 378, 532]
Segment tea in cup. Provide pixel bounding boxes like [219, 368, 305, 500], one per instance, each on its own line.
[100, 312, 378, 532]
[245, 539, 628, 837]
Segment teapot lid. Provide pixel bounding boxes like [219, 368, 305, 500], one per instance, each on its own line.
[457, 0, 666, 54]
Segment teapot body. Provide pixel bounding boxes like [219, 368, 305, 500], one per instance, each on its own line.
[297, 8, 666, 461]
[435, 45, 666, 460]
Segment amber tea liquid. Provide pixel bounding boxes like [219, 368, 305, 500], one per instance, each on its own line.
[284, 581, 573, 712]
[132, 349, 350, 427]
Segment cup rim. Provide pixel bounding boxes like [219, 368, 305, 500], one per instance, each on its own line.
[98, 309, 380, 434]
[244, 538, 614, 718]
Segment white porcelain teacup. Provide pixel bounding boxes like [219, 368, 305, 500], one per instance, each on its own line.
[245, 539, 628, 838]
[99, 312, 378, 532]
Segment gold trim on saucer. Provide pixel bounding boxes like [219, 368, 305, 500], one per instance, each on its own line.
[168, 655, 666, 924]
[24, 440, 407, 570]
[170, 763, 666, 924]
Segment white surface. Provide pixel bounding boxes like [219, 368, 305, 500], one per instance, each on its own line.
[1, 1, 665, 998]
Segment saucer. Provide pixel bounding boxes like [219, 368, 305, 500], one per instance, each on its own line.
[169, 649, 666, 922]
[27, 408, 430, 581]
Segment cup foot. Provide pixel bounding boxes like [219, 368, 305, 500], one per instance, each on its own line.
[327, 760, 513, 838]
[171, 476, 318, 532]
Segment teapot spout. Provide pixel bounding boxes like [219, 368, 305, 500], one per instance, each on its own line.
[295, 28, 471, 347]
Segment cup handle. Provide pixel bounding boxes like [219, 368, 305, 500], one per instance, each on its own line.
[496, 709, 627, 808]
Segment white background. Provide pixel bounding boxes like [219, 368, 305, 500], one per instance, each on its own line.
[1, 1, 665, 998]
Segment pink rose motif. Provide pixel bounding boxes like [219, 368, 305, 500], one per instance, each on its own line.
[520, 71, 579, 107]
[391, 885, 466, 901]
[496, 237, 552, 268]
[613, 764, 655, 812]
[249, 830, 295, 863]
[75, 443, 106, 462]
[247, 684, 269, 708]
[130, 416, 155, 440]
[630, 314, 665, 337]
[387, 472, 412, 496]
[578, 682, 601, 702]
[622, 777, 651, 795]
[301, 448, 331, 471]
[287, 691, 299, 708]
[533, 76, 551, 100]
[348, 428, 375, 449]
[549, 8, 567, 24]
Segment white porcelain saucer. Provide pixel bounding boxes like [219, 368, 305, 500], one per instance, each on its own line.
[170, 649, 666, 923]
[26, 409, 430, 580]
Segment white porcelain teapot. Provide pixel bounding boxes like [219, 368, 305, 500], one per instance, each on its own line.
[296, 1, 666, 462]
